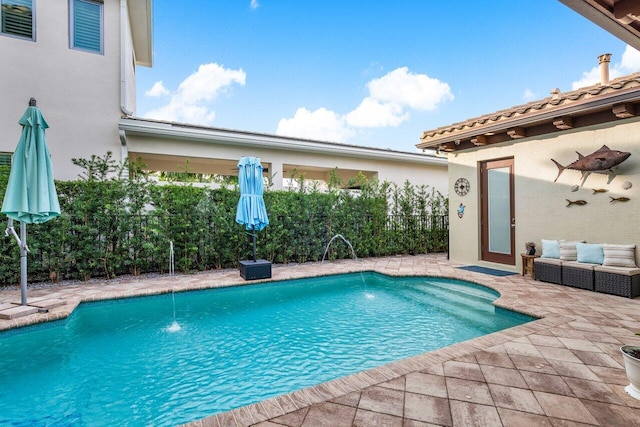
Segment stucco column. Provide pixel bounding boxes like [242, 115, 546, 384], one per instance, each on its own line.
[267, 161, 283, 190]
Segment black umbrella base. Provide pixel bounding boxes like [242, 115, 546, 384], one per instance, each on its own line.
[239, 259, 272, 280]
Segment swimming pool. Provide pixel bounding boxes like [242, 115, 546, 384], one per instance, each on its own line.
[0, 272, 533, 426]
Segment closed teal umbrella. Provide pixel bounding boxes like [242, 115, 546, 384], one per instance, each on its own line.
[2, 98, 60, 305]
[235, 156, 269, 261]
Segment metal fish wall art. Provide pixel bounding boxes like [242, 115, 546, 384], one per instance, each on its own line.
[566, 199, 587, 207]
[592, 188, 608, 194]
[609, 196, 630, 203]
[551, 145, 631, 183]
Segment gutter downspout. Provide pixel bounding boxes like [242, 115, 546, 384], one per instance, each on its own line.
[120, 0, 131, 165]
[120, 0, 133, 116]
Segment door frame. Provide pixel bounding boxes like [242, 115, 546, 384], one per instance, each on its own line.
[480, 157, 515, 265]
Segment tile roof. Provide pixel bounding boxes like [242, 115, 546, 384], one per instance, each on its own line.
[418, 73, 640, 151]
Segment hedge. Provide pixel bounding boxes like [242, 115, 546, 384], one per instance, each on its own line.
[0, 153, 448, 285]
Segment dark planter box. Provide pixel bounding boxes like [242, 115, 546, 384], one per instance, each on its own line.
[239, 259, 272, 280]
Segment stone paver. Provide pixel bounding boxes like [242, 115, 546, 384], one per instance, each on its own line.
[1, 254, 639, 426]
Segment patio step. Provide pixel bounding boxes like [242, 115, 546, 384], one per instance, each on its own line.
[28, 298, 66, 310]
[0, 305, 39, 320]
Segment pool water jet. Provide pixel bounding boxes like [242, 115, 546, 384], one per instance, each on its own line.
[166, 241, 181, 332]
[321, 234, 357, 263]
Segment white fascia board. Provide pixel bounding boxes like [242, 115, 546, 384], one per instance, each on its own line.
[119, 118, 448, 167]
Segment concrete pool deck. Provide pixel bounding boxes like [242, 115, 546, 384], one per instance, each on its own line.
[1, 254, 639, 426]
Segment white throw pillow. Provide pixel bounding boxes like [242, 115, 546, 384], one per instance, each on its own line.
[602, 244, 637, 268]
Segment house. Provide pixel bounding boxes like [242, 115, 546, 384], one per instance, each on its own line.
[0, 0, 152, 175]
[0, 0, 447, 193]
[415, 0, 640, 272]
[417, 57, 640, 271]
[118, 117, 447, 191]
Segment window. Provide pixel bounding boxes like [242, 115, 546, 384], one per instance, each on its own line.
[1, 0, 34, 40]
[0, 153, 12, 168]
[70, 0, 102, 54]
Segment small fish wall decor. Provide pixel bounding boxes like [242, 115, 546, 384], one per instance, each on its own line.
[592, 188, 608, 194]
[457, 203, 465, 218]
[566, 199, 587, 207]
[551, 145, 631, 183]
[609, 196, 630, 203]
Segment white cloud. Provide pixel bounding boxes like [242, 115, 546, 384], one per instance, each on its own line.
[571, 46, 640, 90]
[277, 67, 453, 143]
[144, 63, 246, 125]
[620, 44, 640, 71]
[276, 107, 355, 142]
[250, 0, 259, 10]
[367, 67, 454, 111]
[522, 88, 536, 101]
[346, 97, 409, 128]
[145, 81, 169, 97]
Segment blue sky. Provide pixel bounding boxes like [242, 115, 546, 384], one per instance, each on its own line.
[136, 1, 640, 153]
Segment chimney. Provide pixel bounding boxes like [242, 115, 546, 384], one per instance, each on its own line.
[598, 53, 612, 85]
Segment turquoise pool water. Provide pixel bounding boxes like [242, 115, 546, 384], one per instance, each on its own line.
[0, 272, 533, 426]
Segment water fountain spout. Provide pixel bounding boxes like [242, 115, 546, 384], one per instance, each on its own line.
[321, 234, 357, 263]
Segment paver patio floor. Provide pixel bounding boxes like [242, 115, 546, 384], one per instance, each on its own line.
[1, 254, 639, 426]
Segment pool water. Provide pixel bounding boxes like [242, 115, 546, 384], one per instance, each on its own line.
[0, 272, 533, 426]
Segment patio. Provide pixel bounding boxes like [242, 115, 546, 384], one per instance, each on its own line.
[1, 254, 639, 426]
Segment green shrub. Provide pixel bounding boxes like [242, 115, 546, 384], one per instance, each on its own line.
[0, 154, 448, 285]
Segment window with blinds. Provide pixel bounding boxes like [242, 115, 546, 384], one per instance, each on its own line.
[70, 0, 102, 54]
[1, 0, 34, 40]
[0, 153, 12, 168]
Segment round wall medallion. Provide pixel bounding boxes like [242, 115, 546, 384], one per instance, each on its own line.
[454, 178, 470, 196]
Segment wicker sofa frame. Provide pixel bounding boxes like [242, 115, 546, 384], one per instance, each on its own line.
[561, 262, 596, 291]
[594, 269, 640, 298]
[533, 241, 640, 298]
[534, 258, 562, 284]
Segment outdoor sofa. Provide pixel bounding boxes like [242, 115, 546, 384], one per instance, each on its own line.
[534, 240, 640, 298]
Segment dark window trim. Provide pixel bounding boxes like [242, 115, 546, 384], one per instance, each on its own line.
[0, 0, 36, 41]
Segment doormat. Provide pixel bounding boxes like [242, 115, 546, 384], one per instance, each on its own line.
[456, 265, 517, 277]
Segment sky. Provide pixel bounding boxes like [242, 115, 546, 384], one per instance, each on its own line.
[136, 1, 640, 153]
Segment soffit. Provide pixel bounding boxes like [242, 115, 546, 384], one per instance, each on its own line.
[417, 74, 640, 152]
[127, 0, 153, 67]
[559, 0, 640, 51]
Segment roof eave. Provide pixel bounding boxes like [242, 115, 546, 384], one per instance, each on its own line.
[128, 0, 153, 67]
[119, 118, 448, 167]
[417, 85, 640, 150]
[559, 0, 640, 51]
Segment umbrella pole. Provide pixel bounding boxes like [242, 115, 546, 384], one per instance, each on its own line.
[19, 222, 28, 305]
[253, 226, 257, 262]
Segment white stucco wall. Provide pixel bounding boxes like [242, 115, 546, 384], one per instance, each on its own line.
[0, 0, 128, 180]
[446, 117, 640, 271]
[125, 133, 449, 194]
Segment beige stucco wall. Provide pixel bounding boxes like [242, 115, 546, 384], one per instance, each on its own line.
[446, 117, 640, 272]
[0, 0, 128, 180]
